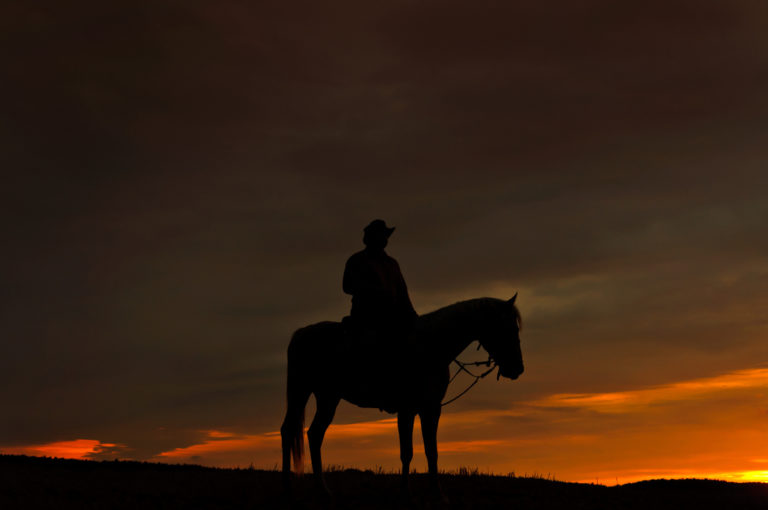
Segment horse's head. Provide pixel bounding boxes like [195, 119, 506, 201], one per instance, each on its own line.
[479, 294, 524, 380]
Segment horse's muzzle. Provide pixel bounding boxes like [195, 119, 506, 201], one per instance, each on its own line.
[499, 364, 524, 380]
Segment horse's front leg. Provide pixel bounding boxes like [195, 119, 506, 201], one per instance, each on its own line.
[420, 406, 448, 503]
[308, 394, 339, 499]
[398, 411, 415, 497]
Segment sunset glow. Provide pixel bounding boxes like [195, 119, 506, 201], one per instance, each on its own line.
[51, 366, 747, 485]
[5, 364, 768, 485]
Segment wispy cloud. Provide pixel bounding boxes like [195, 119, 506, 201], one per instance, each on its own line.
[154, 419, 401, 462]
[157, 432, 279, 459]
[532, 367, 768, 412]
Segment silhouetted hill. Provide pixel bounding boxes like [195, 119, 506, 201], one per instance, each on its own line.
[2, 454, 768, 509]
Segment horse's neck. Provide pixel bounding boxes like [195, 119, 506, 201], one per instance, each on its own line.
[420, 301, 489, 364]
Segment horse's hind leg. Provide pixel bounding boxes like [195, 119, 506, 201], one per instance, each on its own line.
[308, 394, 340, 498]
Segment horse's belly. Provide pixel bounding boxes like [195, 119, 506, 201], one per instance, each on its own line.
[340, 378, 432, 414]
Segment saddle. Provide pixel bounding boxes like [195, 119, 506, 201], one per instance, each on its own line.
[338, 316, 411, 413]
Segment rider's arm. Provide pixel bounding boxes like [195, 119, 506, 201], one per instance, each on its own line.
[393, 260, 418, 318]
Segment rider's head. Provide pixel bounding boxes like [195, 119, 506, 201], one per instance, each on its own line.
[363, 219, 394, 251]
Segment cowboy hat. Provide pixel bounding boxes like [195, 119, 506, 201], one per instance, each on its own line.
[363, 219, 395, 237]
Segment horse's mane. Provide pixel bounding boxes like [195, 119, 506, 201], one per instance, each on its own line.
[418, 297, 521, 332]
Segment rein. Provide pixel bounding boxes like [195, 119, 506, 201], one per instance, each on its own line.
[441, 355, 498, 407]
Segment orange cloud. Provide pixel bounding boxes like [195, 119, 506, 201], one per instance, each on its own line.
[533, 367, 768, 412]
[158, 433, 279, 459]
[155, 419, 401, 463]
[327, 418, 399, 437]
[1, 439, 125, 460]
[432, 439, 511, 453]
[202, 430, 238, 439]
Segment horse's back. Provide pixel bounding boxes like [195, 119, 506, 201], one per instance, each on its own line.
[288, 321, 342, 358]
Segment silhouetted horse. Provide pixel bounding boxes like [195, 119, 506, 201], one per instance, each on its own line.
[281, 295, 524, 499]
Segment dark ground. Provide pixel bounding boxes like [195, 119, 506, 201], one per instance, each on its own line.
[2, 454, 768, 510]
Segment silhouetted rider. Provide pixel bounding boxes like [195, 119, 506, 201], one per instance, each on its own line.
[343, 219, 417, 334]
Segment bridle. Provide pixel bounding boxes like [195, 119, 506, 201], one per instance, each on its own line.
[441, 353, 498, 407]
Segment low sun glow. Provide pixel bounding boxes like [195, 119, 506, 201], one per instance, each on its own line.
[5, 367, 768, 486]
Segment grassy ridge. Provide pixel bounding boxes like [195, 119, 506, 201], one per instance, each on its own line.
[2, 454, 768, 509]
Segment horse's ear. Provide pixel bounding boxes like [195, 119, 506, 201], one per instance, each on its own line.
[508, 292, 518, 304]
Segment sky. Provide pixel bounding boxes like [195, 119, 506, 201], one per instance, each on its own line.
[2, 0, 768, 484]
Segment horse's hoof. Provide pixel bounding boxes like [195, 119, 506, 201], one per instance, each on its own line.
[398, 487, 413, 507]
[426, 495, 450, 508]
[428, 487, 450, 507]
[314, 484, 333, 505]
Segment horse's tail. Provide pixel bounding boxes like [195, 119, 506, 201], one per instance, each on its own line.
[286, 356, 306, 474]
[281, 329, 311, 476]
